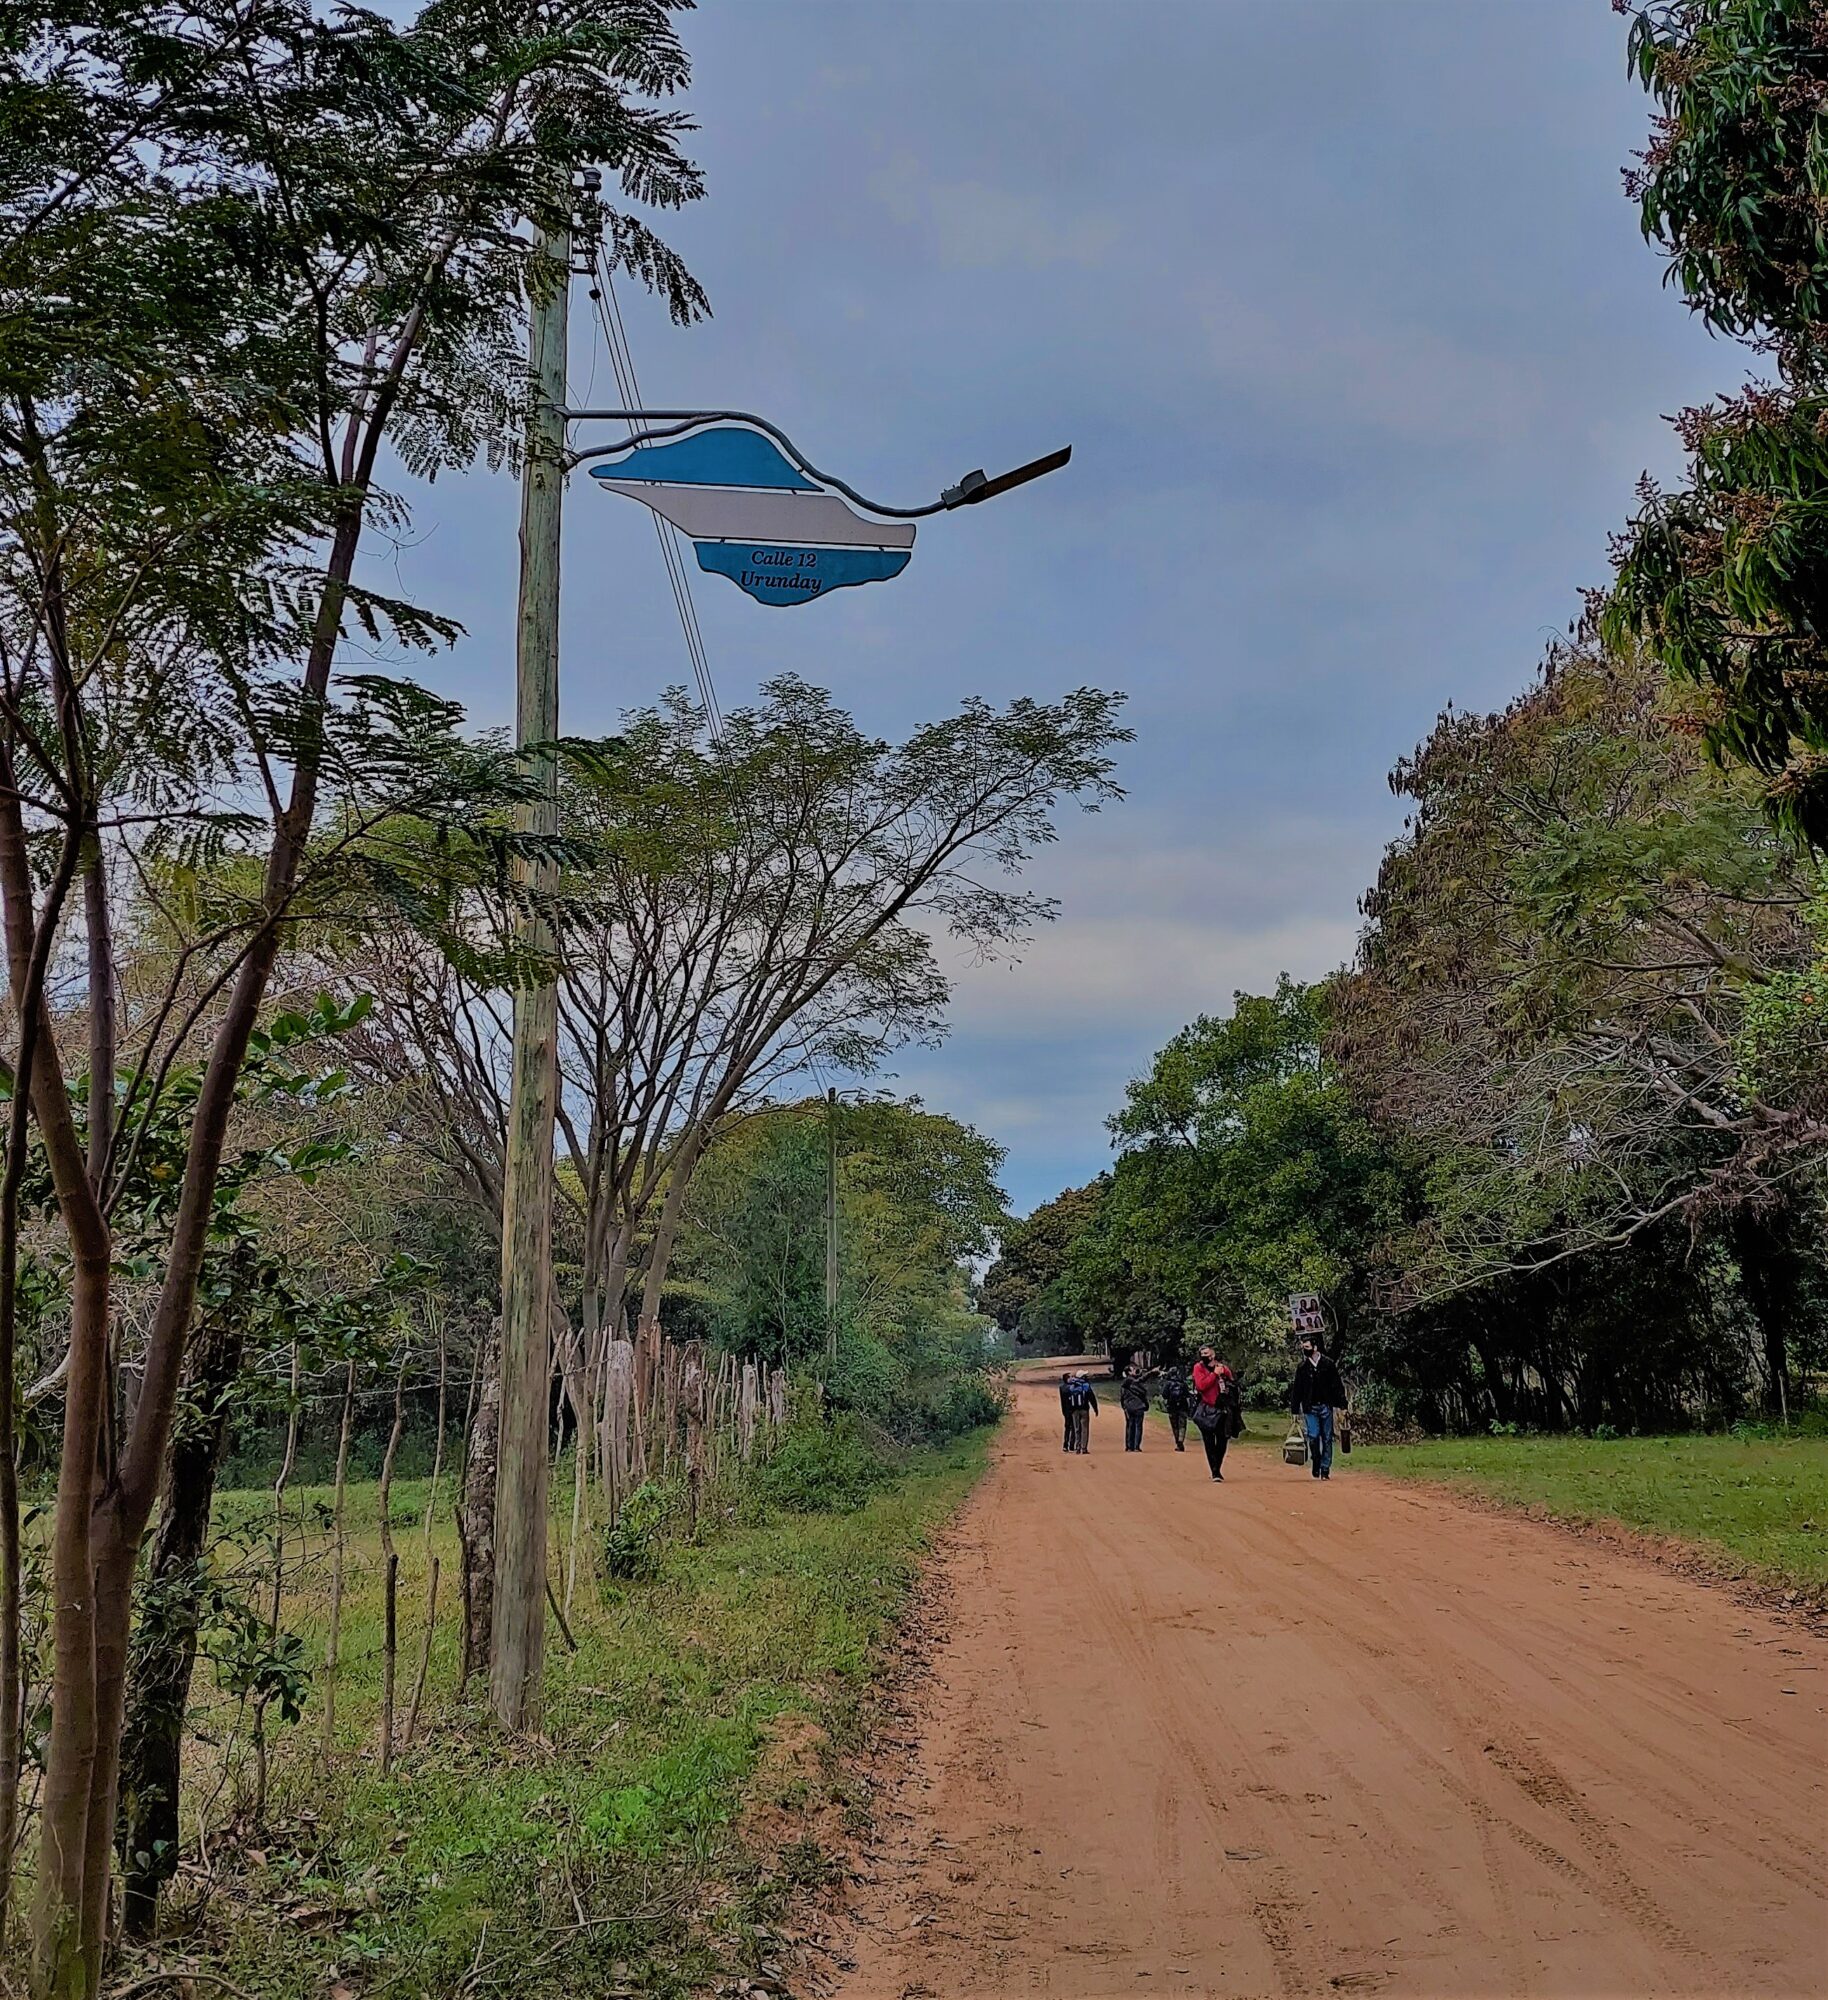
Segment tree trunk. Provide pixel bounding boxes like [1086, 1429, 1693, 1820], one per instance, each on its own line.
[634, 1130, 702, 1358]
[117, 1317, 243, 1939]
[1733, 1208, 1799, 1419]
[459, 1329, 500, 1690]
[32, 1243, 112, 2000]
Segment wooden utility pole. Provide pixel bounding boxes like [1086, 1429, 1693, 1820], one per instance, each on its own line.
[825, 1086, 839, 1361]
[491, 213, 568, 1732]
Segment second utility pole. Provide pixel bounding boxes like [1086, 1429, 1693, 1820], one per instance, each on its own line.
[491, 212, 568, 1733]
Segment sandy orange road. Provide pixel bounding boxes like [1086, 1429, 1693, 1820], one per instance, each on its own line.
[836, 1365, 1827, 1999]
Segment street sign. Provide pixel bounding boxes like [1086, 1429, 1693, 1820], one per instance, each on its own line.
[588, 421, 914, 607]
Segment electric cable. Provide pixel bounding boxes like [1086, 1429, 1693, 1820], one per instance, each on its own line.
[588, 248, 724, 741]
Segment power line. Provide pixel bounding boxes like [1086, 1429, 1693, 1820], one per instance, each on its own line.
[588, 250, 724, 742]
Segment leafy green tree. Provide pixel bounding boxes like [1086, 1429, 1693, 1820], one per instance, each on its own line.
[1606, 0, 1828, 842]
[328, 677, 1126, 1482]
[978, 1179, 1107, 1351]
[675, 1097, 1007, 1441]
[1334, 638, 1828, 1417]
[1085, 979, 1414, 1387]
[0, 1, 704, 1984]
[1336, 642, 1823, 1274]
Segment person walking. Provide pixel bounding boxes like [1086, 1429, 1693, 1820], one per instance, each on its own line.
[1289, 1333, 1347, 1480]
[1059, 1368, 1076, 1453]
[1064, 1372, 1098, 1453]
[1119, 1358, 1155, 1452]
[1190, 1345, 1236, 1481]
[1160, 1358, 1192, 1451]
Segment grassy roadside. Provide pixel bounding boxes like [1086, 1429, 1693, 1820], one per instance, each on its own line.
[138, 1429, 991, 1999]
[1354, 1430, 1828, 1597]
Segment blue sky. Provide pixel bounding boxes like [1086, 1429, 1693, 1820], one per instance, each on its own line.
[377, 2, 1752, 1214]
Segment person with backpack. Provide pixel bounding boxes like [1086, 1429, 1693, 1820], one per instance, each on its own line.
[1289, 1332, 1347, 1480]
[1190, 1346, 1237, 1481]
[1118, 1358, 1156, 1451]
[1059, 1372, 1097, 1453]
[1058, 1368, 1076, 1453]
[1075, 1373, 1099, 1452]
[1159, 1358, 1192, 1451]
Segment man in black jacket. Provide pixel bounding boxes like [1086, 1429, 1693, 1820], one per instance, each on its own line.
[1289, 1335, 1347, 1480]
[1118, 1359, 1155, 1451]
[1159, 1359, 1191, 1451]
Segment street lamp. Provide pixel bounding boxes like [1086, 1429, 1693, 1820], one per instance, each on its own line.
[564, 406, 1071, 605]
[490, 196, 1072, 1731]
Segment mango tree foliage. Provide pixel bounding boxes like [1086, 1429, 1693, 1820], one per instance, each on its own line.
[1607, 0, 1828, 841]
[978, 1178, 1107, 1351]
[1334, 640, 1824, 1280]
[1075, 979, 1416, 1384]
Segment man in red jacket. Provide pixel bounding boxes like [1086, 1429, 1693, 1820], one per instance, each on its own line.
[1190, 1346, 1237, 1482]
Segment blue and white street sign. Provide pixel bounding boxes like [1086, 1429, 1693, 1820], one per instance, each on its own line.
[589, 421, 914, 608]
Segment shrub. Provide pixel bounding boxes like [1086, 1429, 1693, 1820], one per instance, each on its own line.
[752, 1411, 896, 1516]
[602, 1480, 680, 1581]
[822, 1326, 907, 1432]
[910, 1371, 1008, 1444]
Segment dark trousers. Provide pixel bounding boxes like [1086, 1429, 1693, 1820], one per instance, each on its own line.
[1199, 1420, 1228, 1479]
[1124, 1409, 1144, 1451]
[1070, 1409, 1091, 1453]
[1167, 1407, 1188, 1450]
[1062, 1409, 1073, 1452]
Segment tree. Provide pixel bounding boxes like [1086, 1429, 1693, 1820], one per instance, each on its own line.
[1085, 979, 1413, 1386]
[1330, 637, 1828, 1419]
[674, 1095, 1007, 1440]
[326, 678, 1126, 1514]
[979, 1179, 1107, 1351]
[0, 2, 703, 1984]
[109, 998, 409, 1936]
[1606, 0, 1828, 843]
[1334, 641, 1826, 1282]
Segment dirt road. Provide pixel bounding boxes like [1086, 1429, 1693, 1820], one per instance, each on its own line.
[837, 1365, 1827, 1998]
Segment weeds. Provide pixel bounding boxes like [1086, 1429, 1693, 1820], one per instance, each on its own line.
[113, 1429, 991, 1998]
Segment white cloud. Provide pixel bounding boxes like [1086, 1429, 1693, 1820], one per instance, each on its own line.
[914, 821, 1367, 1042]
[937, 909, 1358, 1038]
[870, 151, 1118, 270]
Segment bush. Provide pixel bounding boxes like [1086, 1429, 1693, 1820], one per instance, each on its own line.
[602, 1480, 679, 1581]
[822, 1326, 908, 1432]
[1731, 1404, 1828, 1441]
[752, 1411, 896, 1516]
[909, 1371, 1008, 1444]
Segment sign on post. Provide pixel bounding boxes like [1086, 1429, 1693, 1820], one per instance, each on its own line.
[589, 421, 914, 607]
[1288, 1293, 1326, 1336]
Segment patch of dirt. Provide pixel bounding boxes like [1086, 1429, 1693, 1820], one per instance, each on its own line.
[739, 1712, 839, 1857]
[1415, 1480, 1828, 1632]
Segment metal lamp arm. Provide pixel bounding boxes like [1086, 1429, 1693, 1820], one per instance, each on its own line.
[560, 405, 1068, 518]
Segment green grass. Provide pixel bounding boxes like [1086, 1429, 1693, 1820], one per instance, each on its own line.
[144, 1432, 990, 1999]
[1356, 1431, 1828, 1596]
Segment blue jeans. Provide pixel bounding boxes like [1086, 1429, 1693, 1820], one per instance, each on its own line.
[1303, 1406, 1335, 1477]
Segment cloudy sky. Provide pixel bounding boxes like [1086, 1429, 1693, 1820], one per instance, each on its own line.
[380, 1, 1751, 1214]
